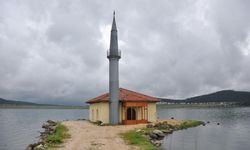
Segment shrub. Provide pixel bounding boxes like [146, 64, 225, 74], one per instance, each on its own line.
[47, 124, 70, 145]
[121, 130, 160, 150]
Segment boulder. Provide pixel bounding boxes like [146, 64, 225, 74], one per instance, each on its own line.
[146, 123, 154, 128]
[35, 144, 45, 150]
[149, 133, 158, 139]
[161, 129, 173, 134]
[152, 130, 165, 139]
[153, 130, 163, 135]
[158, 124, 170, 129]
[47, 120, 57, 126]
[155, 141, 162, 147]
[151, 140, 162, 147]
[42, 124, 49, 129]
[25, 145, 33, 150]
[162, 121, 168, 124]
[38, 138, 45, 144]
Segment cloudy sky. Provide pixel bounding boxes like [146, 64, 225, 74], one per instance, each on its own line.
[0, 0, 250, 105]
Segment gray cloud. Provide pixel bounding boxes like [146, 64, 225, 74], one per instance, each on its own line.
[0, 0, 250, 105]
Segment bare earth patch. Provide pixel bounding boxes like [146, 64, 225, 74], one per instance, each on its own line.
[54, 121, 146, 150]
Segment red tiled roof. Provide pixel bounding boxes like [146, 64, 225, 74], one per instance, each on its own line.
[86, 88, 160, 104]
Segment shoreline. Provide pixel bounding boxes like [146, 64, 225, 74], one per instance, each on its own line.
[2, 104, 249, 109]
[157, 103, 250, 108]
[27, 119, 204, 150]
[26, 120, 64, 150]
[0, 105, 88, 109]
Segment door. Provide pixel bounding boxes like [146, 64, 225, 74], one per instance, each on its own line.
[127, 107, 136, 120]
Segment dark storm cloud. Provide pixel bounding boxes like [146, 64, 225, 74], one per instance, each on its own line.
[0, 0, 249, 104]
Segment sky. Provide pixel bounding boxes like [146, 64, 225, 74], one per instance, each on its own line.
[0, 0, 250, 105]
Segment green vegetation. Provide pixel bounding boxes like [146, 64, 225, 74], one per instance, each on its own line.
[176, 120, 204, 130]
[121, 130, 160, 150]
[152, 120, 204, 131]
[121, 120, 204, 150]
[47, 123, 70, 147]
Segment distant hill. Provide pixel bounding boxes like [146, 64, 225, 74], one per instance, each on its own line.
[0, 97, 88, 108]
[0, 97, 38, 105]
[161, 90, 250, 105]
[160, 98, 182, 103]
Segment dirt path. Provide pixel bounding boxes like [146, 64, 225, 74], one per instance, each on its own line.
[55, 121, 146, 150]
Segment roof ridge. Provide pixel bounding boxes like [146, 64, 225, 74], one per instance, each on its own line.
[86, 88, 159, 104]
[120, 88, 157, 99]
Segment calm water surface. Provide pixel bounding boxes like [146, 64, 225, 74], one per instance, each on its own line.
[158, 106, 250, 150]
[0, 107, 249, 150]
[0, 109, 88, 150]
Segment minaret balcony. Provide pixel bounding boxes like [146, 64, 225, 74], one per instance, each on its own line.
[107, 50, 121, 59]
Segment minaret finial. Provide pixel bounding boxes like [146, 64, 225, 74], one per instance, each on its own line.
[111, 11, 117, 31]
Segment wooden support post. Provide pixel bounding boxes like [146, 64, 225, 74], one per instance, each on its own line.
[121, 106, 123, 121]
[141, 107, 143, 120]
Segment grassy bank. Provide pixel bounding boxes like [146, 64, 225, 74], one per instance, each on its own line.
[47, 123, 70, 147]
[175, 120, 204, 130]
[121, 120, 204, 150]
[121, 130, 160, 150]
[34, 122, 70, 150]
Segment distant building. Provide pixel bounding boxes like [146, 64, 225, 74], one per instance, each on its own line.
[86, 12, 159, 125]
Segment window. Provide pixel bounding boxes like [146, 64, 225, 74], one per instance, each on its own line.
[96, 109, 99, 120]
[92, 109, 94, 121]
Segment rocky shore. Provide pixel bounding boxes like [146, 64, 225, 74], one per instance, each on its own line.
[136, 120, 205, 147]
[26, 120, 58, 150]
[145, 121, 175, 147]
[25, 119, 204, 150]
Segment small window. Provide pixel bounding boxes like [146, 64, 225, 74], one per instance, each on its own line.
[96, 109, 99, 120]
[92, 109, 94, 121]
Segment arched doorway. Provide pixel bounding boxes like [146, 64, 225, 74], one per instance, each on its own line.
[127, 107, 136, 120]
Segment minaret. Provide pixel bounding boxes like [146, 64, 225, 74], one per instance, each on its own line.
[107, 11, 121, 125]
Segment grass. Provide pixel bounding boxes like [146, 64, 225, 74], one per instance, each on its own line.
[121, 130, 161, 150]
[121, 120, 204, 150]
[46, 123, 70, 147]
[149, 120, 204, 131]
[176, 120, 204, 130]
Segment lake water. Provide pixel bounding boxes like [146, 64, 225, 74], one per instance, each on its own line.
[0, 109, 88, 150]
[158, 106, 250, 150]
[0, 107, 249, 150]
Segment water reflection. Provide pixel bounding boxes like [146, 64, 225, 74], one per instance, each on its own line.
[158, 107, 250, 150]
[0, 109, 88, 150]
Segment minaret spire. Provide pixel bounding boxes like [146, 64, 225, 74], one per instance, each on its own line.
[107, 11, 121, 125]
[112, 11, 117, 31]
[108, 11, 120, 58]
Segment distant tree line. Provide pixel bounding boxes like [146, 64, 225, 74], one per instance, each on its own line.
[160, 90, 250, 105]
